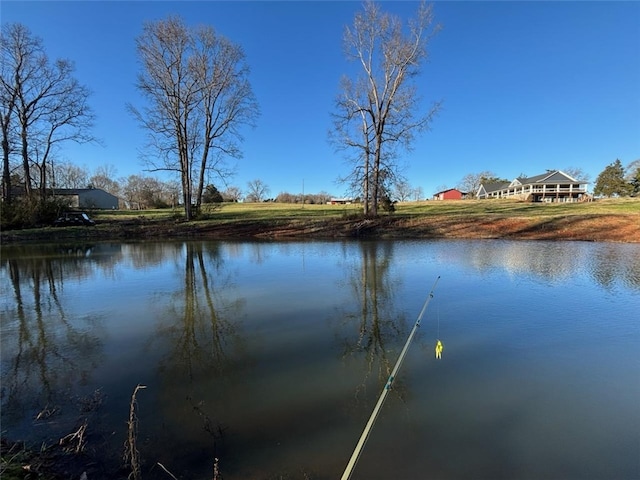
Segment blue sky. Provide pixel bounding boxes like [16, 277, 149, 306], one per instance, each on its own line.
[3, 1, 639, 198]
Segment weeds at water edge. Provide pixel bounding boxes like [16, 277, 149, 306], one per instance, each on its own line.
[123, 384, 146, 480]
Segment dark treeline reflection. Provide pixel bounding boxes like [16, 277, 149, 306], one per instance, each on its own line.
[1, 244, 109, 430]
[153, 241, 245, 382]
[337, 242, 409, 402]
[145, 242, 246, 471]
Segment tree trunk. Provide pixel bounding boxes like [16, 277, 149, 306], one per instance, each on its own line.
[363, 153, 370, 216]
[20, 118, 32, 199]
[180, 142, 192, 220]
[195, 142, 210, 210]
[2, 135, 11, 204]
[370, 138, 383, 217]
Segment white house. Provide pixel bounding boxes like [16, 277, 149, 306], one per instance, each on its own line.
[476, 170, 588, 203]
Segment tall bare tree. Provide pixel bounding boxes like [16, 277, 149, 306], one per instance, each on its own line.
[130, 16, 259, 220]
[331, 2, 441, 216]
[0, 23, 95, 203]
[0, 26, 21, 203]
[245, 178, 270, 202]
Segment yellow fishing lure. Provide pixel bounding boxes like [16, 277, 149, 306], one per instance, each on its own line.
[435, 339, 443, 359]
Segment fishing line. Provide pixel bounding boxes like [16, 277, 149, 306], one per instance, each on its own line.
[340, 276, 440, 480]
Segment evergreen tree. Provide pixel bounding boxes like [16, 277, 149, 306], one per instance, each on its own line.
[593, 159, 632, 197]
[202, 184, 223, 204]
[629, 166, 640, 197]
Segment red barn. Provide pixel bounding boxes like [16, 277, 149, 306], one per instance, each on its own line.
[432, 188, 465, 200]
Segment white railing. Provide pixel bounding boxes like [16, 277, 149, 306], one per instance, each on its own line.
[483, 186, 588, 200]
[491, 187, 586, 196]
[527, 187, 586, 194]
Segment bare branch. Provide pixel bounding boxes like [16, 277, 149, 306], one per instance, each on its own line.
[131, 16, 259, 220]
[1, 23, 96, 201]
[330, 2, 441, 216]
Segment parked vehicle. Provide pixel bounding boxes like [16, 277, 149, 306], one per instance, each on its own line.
[53, 212, 96, 227]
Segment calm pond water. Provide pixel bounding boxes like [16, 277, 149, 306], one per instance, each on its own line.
[1, 240, 639, 479]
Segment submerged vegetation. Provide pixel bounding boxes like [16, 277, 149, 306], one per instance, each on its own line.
[1, 385, 222, 480]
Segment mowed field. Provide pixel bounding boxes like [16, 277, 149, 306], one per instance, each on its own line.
[3, 198, 640, 243]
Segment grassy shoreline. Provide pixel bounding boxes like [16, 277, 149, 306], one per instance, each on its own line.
[2, 198, 639, 244]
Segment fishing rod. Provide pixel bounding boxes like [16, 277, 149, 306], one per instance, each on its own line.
[341, 275, 440, 480]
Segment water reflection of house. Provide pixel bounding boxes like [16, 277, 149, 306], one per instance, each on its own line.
[52, 187, 119, 209]
[432, 188, 467, 200]
[476, 170, 588, 203]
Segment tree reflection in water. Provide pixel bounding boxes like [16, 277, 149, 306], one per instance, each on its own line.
[150, 242, 245, 464]
[338, 242, 409, 404]
[1, 245, 105, 432]
[155, 242, 244, 380]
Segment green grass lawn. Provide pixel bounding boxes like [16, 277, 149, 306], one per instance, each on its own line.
[92, 197, 640, 223]
[93, 202, 363, 222]
[3, 197, 637, 243]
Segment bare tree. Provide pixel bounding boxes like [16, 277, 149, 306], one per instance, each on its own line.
[53, 162, 89, 188]
[312, 191, 333, 205]
[626, 159, 640, 196]
[457, 171, 497, 198]
[331, 2, 441, 216]
[434, 184, 449, 194]
[0, 26, 21, 203]
[245, 179, 270, 202]
[121, 175, 145, 210]
[130, 16, 259, 220]
[275, 191, 297, 203]
[164, 180, 182, 208]
[392, 179, 415, 202]
[222, 185, 242, 202]
[563, 166, 590, 183]
[89, 164, 121, 196]
[0, 23, 95, 202]
[625, 159, 640, 177]
[122, 174, 171, 210]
